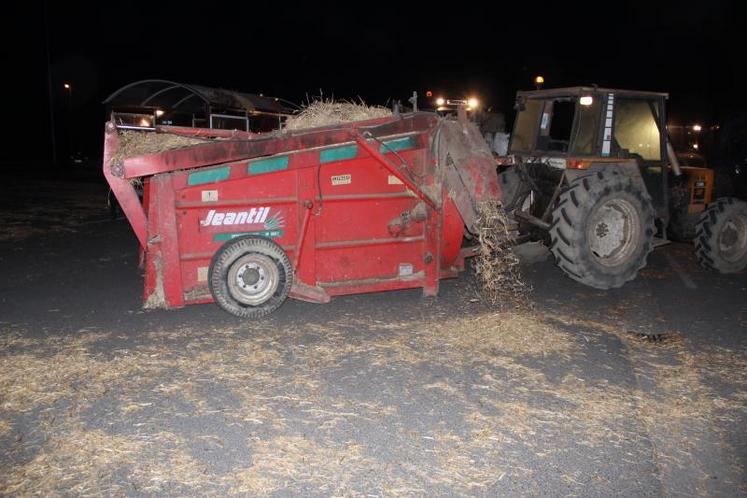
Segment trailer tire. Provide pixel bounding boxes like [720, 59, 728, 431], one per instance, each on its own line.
[549, 168, 655, 289]
[694, 197, 747, 273]
[209, 236, 293, 318]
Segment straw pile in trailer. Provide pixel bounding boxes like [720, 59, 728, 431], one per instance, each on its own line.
[111, 131, 209, 164]
[283, 99, 392, 131]
[473, 202, 530, 306]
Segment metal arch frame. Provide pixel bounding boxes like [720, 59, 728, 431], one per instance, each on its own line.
[104, 80, 298, 123]
[172, 93, 204, 110]
[141, 85, 184, 106]
[103, 79, 213, 107]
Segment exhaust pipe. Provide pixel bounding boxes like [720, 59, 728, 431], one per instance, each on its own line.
[666, 141, 682, 177]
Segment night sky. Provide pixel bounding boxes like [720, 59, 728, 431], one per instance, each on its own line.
[3, 1, 743, 162]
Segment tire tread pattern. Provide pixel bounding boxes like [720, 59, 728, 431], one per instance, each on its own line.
[694, 197, 747, 273]
[548, 167, 655, 289]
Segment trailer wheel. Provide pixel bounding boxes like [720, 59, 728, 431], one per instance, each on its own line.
[209, 236, 293, 318]
[694, 197, 747, 273]
[549, 169, 655, 289]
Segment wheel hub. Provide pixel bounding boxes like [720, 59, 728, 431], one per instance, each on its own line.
[595, 222, 610, 239]
[587, 198, 641, 266]
[241, 267, 261, 286]
[718, 214, 747, 263]
[227, 254, 279, 306]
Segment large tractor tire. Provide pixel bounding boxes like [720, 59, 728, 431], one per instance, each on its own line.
[498, 167, 531, 212]
[694, 197, 747, 273]
[549, 169, 656, 289]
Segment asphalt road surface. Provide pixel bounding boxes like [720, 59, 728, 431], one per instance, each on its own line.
[1, 178, 745, 496]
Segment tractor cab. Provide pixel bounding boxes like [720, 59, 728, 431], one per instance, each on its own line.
[508, 86, 670, 214]
[510, 87, 667, 160]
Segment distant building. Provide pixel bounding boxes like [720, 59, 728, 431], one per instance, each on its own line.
[104, 79, 297, 133]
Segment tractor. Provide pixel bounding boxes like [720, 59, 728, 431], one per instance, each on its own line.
[497, 86, 747, 288]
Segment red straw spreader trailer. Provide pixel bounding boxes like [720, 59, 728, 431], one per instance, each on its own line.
[103, 112, 500, 317]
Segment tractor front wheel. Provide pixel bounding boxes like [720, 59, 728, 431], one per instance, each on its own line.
[695, 197, 747, 273]
[549, 169, 655, 289]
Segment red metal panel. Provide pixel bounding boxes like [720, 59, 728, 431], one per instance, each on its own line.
[104, 112, 503, 313]
[323, 277, 427, 297]
[294, 156, 319, 290]
[143, 179, 161, 306]
[440, 197, 465, 268]
[154, 175, 185, 308]
[422, 189, 442, 297]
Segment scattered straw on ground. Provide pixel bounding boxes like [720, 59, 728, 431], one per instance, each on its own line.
[473, 202, 531, 306]
[230, 436, 365, 495]
[2, 426, 146, 496]
[428, 311, 575, 357]
[1, 304, 745, 495]
[283, 99, 391, 131]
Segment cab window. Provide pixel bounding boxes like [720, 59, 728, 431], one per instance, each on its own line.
[569, 97, 599, 155]
[613, 100, 662, 161]
[510, 99, 543, 152]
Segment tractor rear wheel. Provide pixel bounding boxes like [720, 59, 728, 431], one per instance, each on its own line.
[209, 236, 293, 318]
[498, 167, 531, 212]
[549, 169, 655, 289]
[694, 197, 747, 273]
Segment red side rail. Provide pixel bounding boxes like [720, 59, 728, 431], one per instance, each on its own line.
[102, 122, 148, 248]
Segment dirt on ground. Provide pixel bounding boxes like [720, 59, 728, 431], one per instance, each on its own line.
[1, 306, 745, 496]
[0, 179, 108, 242]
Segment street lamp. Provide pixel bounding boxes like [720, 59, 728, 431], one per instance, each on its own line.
[692, 124, 702, 132]
[63, 83, 72, 109]
[63, 83, 74, 161]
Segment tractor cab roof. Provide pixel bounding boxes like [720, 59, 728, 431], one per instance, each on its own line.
[517, 86, 668, 100]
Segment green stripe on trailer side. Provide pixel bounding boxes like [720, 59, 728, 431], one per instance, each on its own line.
[213, 230, 284, 241]
[248, 156, 290, 175]
[379, 136, 415, 154]
[187, 166, 231, 186]
[320, 145, 358, 164]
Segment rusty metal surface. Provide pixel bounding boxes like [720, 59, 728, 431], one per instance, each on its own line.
[437, 120, 501, 232]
